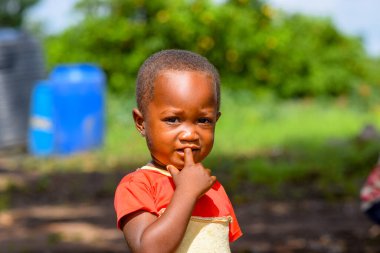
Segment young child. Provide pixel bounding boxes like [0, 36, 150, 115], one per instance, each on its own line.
[114, 49, 242, 253]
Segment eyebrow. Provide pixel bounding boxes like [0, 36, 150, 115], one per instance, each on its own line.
[157, 109, 181, 118]
[159, 107, 216, 116]
[159, 108, 184, 115]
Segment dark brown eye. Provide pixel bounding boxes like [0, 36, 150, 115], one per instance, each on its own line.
[198, 117, 213, 124]
[164, 117, 180, 124]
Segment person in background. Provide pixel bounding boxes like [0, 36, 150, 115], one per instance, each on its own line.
[361, 158, 380, 224]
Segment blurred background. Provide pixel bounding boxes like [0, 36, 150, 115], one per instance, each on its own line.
[1, 0, 380, 252]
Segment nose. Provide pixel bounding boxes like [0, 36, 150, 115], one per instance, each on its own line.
[179, 125, 199, 142]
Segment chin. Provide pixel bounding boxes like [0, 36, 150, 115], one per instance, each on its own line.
[173, 162, 185, 170]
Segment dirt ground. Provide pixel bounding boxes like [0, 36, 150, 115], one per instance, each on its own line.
[1, 166, 380, 253]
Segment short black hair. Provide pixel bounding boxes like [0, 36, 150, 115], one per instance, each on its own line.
[136, 49, 220, 114]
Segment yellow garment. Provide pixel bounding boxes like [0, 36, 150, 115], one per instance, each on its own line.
[175, 216, 232, 253]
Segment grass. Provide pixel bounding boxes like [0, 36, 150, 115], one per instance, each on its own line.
[208, 90, 380, 198]
[6, 90, 380, 199]
[104, 90, 380, 160]
[214, 90, 380, 154]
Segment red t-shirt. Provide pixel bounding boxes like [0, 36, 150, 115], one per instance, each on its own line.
[114, 166, 242, 242]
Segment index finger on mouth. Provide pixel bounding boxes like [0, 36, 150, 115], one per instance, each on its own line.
[184, 148, 195, 166]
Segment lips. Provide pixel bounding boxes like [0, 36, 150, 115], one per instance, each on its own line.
[176, 147, 200, 154]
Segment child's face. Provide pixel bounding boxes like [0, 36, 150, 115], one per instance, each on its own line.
[137, 70, 220, 169]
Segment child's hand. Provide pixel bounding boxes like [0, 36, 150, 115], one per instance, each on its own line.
[167, 148, 216, 199]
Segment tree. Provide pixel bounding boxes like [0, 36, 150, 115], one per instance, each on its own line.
[44, 0, 377, 98]
[0, 0, 40, 27]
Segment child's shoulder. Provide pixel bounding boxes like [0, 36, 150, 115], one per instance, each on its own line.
[118, 166, 171, 186]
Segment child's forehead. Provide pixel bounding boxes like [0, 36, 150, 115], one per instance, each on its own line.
[152, 70, 217, 101]
[153, 70, 215, 93]
[156, 68, 211, 77]
[154, 69, 214, 85]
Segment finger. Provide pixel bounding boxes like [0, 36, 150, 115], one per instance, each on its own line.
[167, 165, 179, 177]
[184, 148, 195, 166]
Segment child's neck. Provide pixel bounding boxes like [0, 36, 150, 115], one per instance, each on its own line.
[147, 160, 167, 171]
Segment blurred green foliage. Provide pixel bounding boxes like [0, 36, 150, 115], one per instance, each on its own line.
[44, 0, 380, 97]
[13, 0, 379, 200]
[0, 0, 40, 27]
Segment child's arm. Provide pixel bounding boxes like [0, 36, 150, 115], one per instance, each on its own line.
[121, 148, 216, 253]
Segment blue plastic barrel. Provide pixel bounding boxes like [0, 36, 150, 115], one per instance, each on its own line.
[50, 64, 106, 155]
[28, 80, 54, 156]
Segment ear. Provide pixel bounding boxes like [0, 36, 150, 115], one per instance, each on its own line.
[132, 108, 146, 136]
[216, 111, 222, 122]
